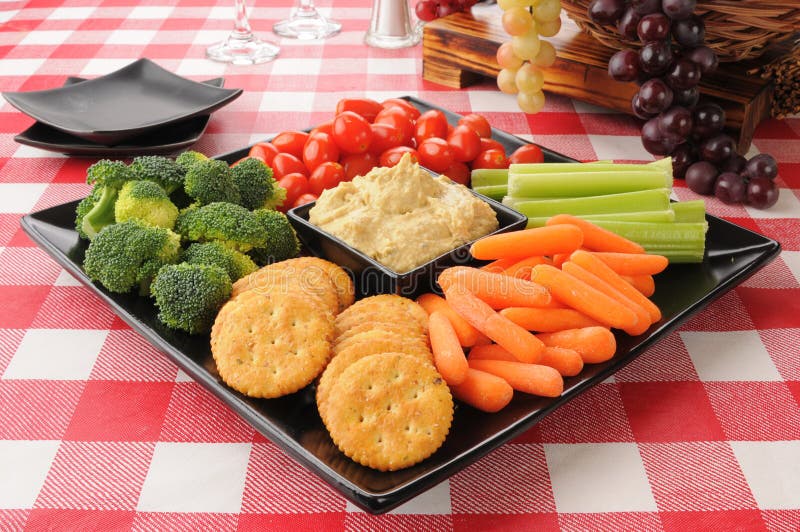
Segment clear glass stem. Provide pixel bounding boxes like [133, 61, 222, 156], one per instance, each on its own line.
[233, 0, 253, 36]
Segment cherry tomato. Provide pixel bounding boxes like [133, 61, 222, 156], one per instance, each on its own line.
[332, 111, 373, 154]
[369, 123, 404, 155]
[341, 151, 378, 180]
[271, 131, 309, 159]
[479, 137, 506, 153]
[447, 125, 481, 163]
[417, 138, 454, 173]
[414, 109, 448, 146]
[380, 146, 419, 167]
[248, 142, 279, 166]
[335, 98, 383, 122]
[293, 193, 319, 208]
[471, 149, 509, 169]
[308, 161, 345, 196]
[509, 144, 545, 165]
[310, 119, 334, 137]
[381, 98, 421, 121]
[271, 152, 308, 179]
[458, 113, 492, 138]
[442, 160, 471, 186]
[302, 132, 339, 173]
[373, 107, 414, 146]
[278, 173, 310, 211]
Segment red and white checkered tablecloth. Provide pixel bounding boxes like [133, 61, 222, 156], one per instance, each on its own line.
[1, 0, 799, 530]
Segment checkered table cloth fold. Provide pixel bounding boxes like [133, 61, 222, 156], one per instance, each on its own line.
[1, 0, 798, 530]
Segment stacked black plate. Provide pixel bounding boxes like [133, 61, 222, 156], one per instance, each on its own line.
[3, 58, 242, 156]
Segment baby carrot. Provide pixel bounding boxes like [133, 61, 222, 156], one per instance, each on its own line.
[468, 359, 564, 397]
[470, 343, 584, 377]
[546, 215, 645, 254]
[443, 284, 544, 364]
[591, 251, 669, 276]
[536, 326, 617, 364]
[449, 368, 514, 413]
[622, 274, 655, 297]
[417, 293, 482, 347]
[499, 307, 600, 332]
[551, 253, 570, 269]
[569, 250, 661, 323]
[529, 264, 640, 331]
[480, 257, 518, 273]
[428, 311, 469, 385]
[438, 266, 552, 309]
[503, 256, 550, 279]
[561, 261, 651, 336]
[469, 224, 584, 261]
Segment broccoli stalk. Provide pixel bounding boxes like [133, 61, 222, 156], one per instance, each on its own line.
[114, 180, 179, 229]
[150, 263, 232, 334]
[80, 160, 135, 239]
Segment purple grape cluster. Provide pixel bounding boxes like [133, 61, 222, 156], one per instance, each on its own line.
[588, 0, 781, 209]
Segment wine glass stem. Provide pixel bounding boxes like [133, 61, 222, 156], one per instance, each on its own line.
[233, 0, 253, 38]
[298, 0, 316, 14]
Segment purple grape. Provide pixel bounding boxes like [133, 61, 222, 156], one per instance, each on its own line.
[638, 78, 674, 114]
[673, 87, 699, 108]
[744, 153, 778, 180]
[666, 58, 701, 89]
[685, 46, 718, 75]
[672, 16, 705, 47]
[685, 161, 718, 194]
[720, 154, 747, 174]
[641, 117, 678, 155]
[637, 13, 671, 42]
[714, 172, 746, 204]
[588, 0, 627, 25]
[692, 103, 725, 139]
[658, 106, 693, 138]
[631, 93, 656, 119]
[617, 8, 642, 40]
[631, 0, 661, 15]
[609, 50, 642, 81]
[639, 41, 673, 75]
[746, 177, 780, 209]
[661, 0, 696, 20]
[700, 134, 736, 164]
[671, 143, 696, 179]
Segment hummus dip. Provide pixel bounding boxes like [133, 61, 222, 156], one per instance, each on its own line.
[308, 153, 499, 273]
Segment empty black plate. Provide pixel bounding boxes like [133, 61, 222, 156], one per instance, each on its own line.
[19, 97, 781, 514]
[3, 58, 241, 145]
[13, 77, 225, 156]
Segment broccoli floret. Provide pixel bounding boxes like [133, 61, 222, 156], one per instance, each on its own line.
[249, 209, 300, 266]
[150, 263, 231, 334]
[184, 159, 241, 206]
[114, 180, 179, 229]
[129, 156, 184, 194]
[83, 220, 181, 294]
[75, 186, 104, 240]
[175, 150, 208, 173]
[175, 202, 266, 253]
[230, 157, 283, 210]
[80, 160, 136, 239]
[183, 241, 258, 282]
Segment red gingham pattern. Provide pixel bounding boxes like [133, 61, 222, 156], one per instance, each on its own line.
[1, 0, 799, 529]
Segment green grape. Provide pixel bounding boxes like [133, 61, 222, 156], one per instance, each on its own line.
[534, 0, 561, 22]
[533, 40, 557, 67]
[515, 63, 545, 93]
[517, 90, 546, 113]
[537, 17, 561, 37]
[511, 28, 541, 60]
[498, 0, 534, 10]
[502, 7, 534, 36]
[497, 41, 524, 70]
[497, 68, 520, 94]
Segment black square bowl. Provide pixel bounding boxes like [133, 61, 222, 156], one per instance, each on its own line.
[287, 190, 527, 299]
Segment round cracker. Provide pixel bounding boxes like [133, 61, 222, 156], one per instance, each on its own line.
[334, 321, 428, 348]
[334, 294, 429, 336]
[211, 290, 334, 398]
[333, 329, 429, 357]
[323, 353, 453, 471]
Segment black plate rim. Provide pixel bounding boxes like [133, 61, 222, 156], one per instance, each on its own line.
[18, 95, 782, 513]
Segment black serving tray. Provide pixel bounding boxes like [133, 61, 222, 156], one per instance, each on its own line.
[20, 96, 781, 514]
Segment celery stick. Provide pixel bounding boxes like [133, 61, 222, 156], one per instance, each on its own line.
[473, 184, 508, 201]
[525, 210, 676, 228]
[509, 157, 671, 174]
[505, 188, 672, 218]
[645, 249, 706, 263]
[591, 220, 708, 249]
[471, 168, 509, 188]
[672, 200, 706, 223]
[508, 170, 672, 198]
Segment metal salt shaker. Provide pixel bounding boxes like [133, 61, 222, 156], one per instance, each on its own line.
[364, 0, 422, 48]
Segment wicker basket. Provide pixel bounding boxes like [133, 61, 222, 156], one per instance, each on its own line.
[560, 0, 800, 62]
